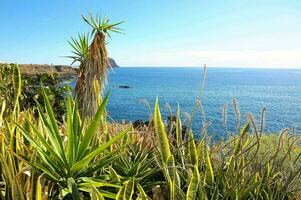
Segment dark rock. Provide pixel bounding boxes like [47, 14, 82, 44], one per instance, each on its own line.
[119, 85, 130, 89]
[166, 115, 188, 141]
[133, 119, 154, 129]
[55, 65, 63, 72]
[133, 120, 145, 129]
[109, 58, 119, 68]
[167, 115, 177, 122]
[144, 120, 154, 127]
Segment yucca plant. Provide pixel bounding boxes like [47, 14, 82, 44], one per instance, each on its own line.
[16, 89, 128, 199]
[67, 34, 90, 65]
[70, 14, 123, 118]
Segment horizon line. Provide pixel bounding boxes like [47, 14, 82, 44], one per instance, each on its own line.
[2, 61, 301, 69]
[119, 65, 301, 69]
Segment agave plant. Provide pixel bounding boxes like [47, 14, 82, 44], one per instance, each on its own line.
[69, 14, 123, 118]
[16, 89, 128, 199]
[111, 138, 163, 199]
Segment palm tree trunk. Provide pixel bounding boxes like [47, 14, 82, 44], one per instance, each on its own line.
[75, 32, 109, 118]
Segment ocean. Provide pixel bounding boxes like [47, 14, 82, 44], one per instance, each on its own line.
[72, 67, 301, 137]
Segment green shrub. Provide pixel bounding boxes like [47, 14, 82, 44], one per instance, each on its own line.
[0, 64, 68, 120]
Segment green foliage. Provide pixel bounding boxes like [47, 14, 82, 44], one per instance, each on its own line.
[0, 63, 68, 120]
[82, 13, 124, 38]
[67, 34, 90, 65]
[154, 97, 171, 164]
[0, 64, 21, 114]
[0, 64, 301, 199]
[16, 90, 128, 198]
[153, 99, 301, 200]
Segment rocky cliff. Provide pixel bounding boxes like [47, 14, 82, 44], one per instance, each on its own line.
[109, 58, 119, 68]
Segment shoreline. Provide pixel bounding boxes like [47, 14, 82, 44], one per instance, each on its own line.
[0, 58, 119, 80]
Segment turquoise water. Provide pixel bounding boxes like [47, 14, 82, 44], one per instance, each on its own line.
[74, 67, 301, 136]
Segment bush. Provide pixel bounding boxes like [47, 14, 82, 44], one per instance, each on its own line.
[0, 64, 68, 120]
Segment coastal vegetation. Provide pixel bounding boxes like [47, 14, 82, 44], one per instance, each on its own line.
[0, 14, 301, 200]
[1, 63, 301, 199]
[0, 64, 67, 119]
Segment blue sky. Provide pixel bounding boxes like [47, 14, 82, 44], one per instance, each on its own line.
[0, 0, 301, 68]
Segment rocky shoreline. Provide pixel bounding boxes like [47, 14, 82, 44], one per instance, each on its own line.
[19, 64, 78, 80]
[2, 58, 119, 80]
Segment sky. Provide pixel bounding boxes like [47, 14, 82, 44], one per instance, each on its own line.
[0, 0, 301, 68]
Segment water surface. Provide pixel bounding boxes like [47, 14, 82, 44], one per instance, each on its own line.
[75, 67, 301, 136]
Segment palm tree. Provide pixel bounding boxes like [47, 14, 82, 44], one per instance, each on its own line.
[69, 14, 123, 117]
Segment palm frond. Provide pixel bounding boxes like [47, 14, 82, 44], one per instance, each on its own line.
[67, 33, 90, 65]
[82, 13, 124, 37]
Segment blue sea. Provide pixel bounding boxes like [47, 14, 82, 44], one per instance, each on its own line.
[75, 67, 301, 136]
